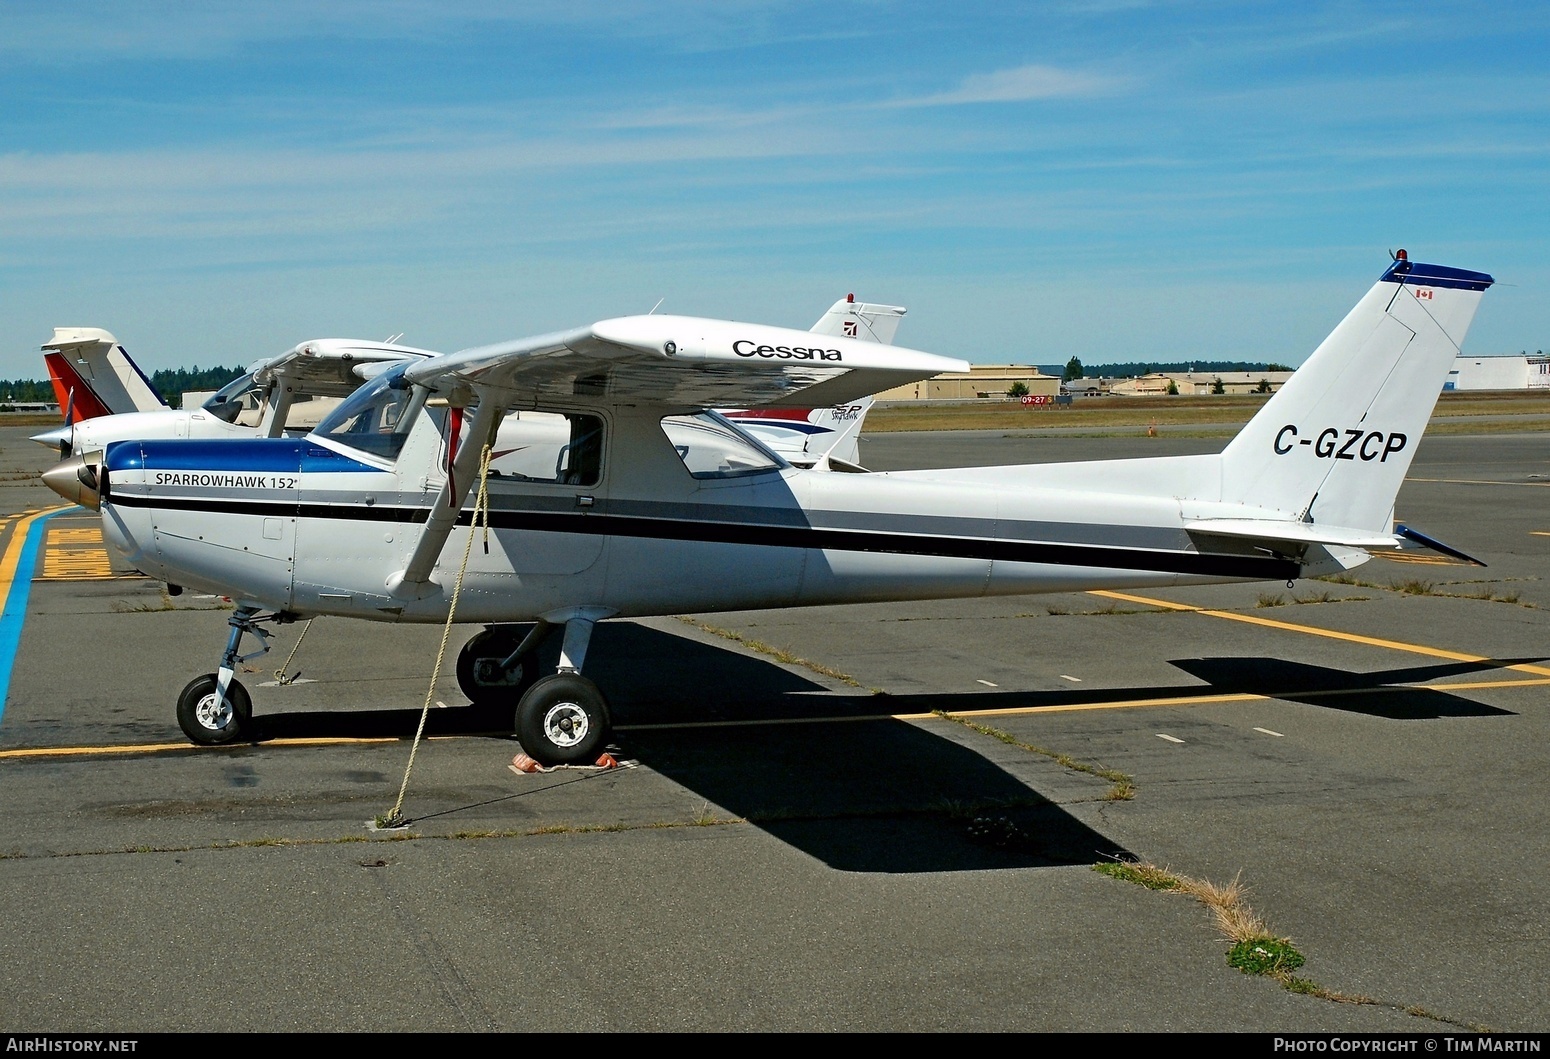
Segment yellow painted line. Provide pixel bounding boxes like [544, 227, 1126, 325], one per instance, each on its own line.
[1089, 589, 1550, 677]
[1377, 552, 1466, 566]
[893, 691, 1267, 719]
[1533, 532, 1550, 538]
[911, 675, 1550, 721]
[0, 506, 67, 597]
[1436, 676, 1550, 692]
[0, 736, 408, 760]
[10, 672, 1550, 759]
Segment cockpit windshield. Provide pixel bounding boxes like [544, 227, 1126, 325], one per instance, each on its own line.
[312, 363, 428, 461]
[201, 371, 263, 425]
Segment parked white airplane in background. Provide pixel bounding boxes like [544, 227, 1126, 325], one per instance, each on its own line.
[722, 294, 905, 470]
[33, 335, 443, 459]
[43, 252, 1492, 766]
[32, 295, 902, 471]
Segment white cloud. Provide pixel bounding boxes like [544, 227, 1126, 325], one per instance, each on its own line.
[902, 64, 1130, 107]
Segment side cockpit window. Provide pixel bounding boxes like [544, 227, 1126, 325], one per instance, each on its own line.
[661, 412, 785, 479]
[485, 411, 604, 487]
[313, 366, 428, 461]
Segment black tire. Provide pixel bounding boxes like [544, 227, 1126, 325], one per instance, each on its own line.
[516, 673, 611, 766]
[176, 673, 253, 746]
[456, 625, 547, 706]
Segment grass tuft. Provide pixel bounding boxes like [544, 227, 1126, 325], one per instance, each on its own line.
[1227, 936, 1305, 976]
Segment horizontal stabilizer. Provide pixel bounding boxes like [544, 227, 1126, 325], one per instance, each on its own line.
[1185, 517, 1403, 556]
[1395, 524, 1487, 567]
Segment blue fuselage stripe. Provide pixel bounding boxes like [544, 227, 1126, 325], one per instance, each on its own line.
[105, 439, 382, 475]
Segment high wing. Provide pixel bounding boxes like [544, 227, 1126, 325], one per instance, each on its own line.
[384, 313, 964, 599]
[402, 314, 965, 410]
[246, 337, 442, 400]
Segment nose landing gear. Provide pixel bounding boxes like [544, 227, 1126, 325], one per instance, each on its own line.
[175, 606, 286, 746]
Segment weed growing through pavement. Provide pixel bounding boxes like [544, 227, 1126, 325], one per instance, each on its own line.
[1091, 858, 1490, 1028]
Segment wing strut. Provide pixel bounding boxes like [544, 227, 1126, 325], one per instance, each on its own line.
[387, 391, 505, 600]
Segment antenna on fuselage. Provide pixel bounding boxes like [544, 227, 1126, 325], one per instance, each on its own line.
[647, 298, 665, 315]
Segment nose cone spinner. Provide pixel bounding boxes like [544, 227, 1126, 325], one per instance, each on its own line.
[42, 452, 105, 510]
[31, 424, 73, 458]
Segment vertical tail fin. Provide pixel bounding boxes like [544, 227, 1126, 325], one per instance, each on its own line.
[42, 328, 168, 422]
[807, 294, 907, 345]
[1217, 253, 1493, 532]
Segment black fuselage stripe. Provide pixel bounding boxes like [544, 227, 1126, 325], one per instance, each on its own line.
[108, 493, 1299, 580]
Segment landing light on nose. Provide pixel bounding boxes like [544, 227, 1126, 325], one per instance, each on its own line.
[42, 451, 105, 510]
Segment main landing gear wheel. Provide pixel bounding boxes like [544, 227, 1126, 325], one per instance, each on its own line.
[176, 674, 253, 746]
[516, 673, 611, 767]
[456, 626, 547, 706]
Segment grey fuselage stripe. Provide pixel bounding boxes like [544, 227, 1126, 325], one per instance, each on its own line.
[108, 491, 1301, 581]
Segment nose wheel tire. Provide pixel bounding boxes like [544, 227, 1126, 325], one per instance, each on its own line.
[516, 673, 611, 766]
[176, 674, 253, 746]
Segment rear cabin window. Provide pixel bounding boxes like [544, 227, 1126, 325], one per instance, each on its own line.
[661, 412, 784, 479]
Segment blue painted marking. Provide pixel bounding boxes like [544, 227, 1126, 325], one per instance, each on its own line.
[105, 438, 382, 475]
[1380, 259, 1494, 291]
[0, 509, 68, 727]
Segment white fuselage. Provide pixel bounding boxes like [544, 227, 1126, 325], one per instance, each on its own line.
[98, 396, 1302, 626]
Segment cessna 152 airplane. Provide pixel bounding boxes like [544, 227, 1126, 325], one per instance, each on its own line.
[32, 294, 901, 471]
[43, 251, 1491, 765]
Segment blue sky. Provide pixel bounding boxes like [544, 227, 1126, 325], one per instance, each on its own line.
[2, 1, 1546, 379]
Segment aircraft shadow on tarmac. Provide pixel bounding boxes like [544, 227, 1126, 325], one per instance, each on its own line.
[241, 625, 1539, 870]
[251, 622, 1134, 874]
[1168, 657, 1524, 719]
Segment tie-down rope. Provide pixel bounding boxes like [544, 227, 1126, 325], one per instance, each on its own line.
[377, 442, 494, 830]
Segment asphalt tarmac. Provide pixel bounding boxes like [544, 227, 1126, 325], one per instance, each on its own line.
[0, 422, 1546, 1035]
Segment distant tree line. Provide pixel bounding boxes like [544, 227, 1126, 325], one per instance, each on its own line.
[0, 365, 247, 409]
